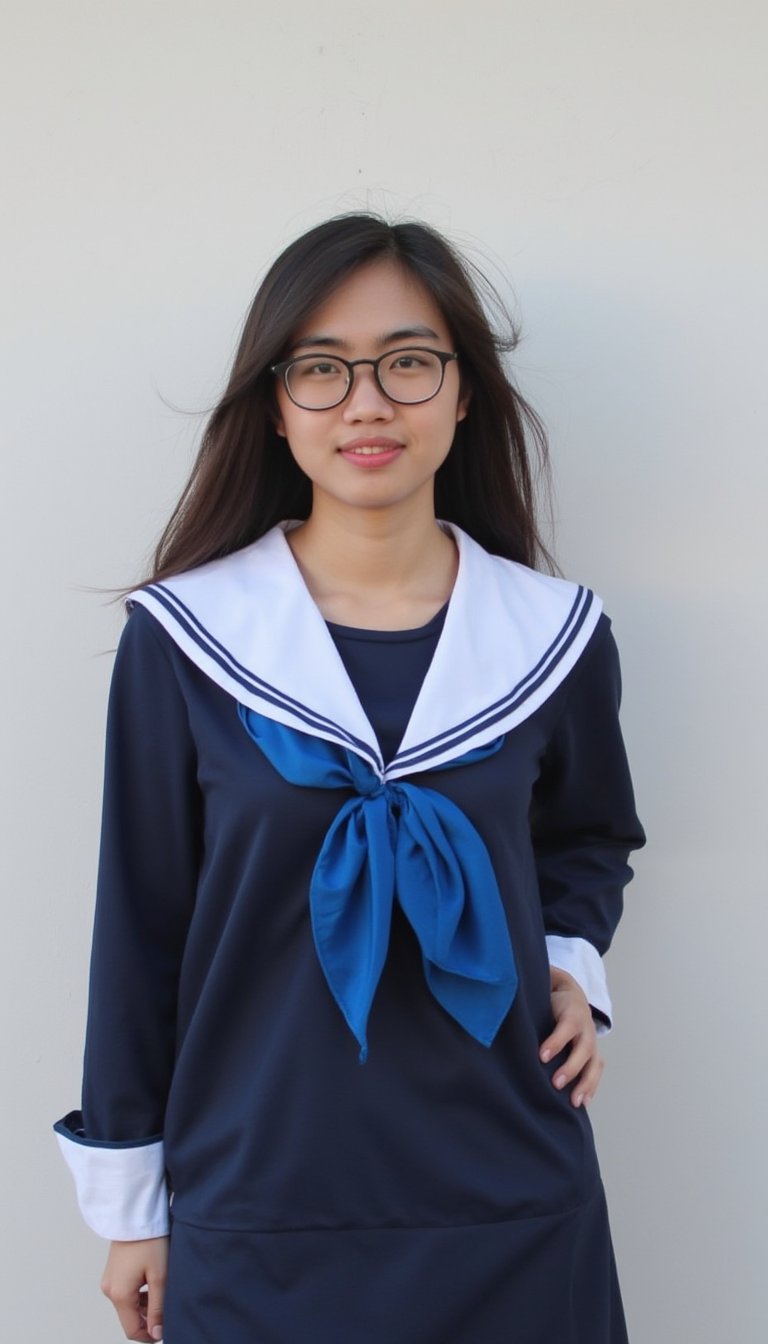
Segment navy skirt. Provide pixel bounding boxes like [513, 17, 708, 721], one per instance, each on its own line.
[163, 1181, 627, 1343]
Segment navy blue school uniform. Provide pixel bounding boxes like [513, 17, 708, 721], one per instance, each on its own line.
[56, 523, 644, 1342]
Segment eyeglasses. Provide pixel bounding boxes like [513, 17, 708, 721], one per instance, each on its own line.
[271, 347, 459, 411]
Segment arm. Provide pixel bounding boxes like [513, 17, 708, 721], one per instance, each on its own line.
[531, 616, 645, 1102]
[55, 607, 201, 1235]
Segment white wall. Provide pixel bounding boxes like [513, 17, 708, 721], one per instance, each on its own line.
[4, 2, 766, 1337]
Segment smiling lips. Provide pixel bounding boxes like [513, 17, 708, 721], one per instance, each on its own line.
[338, 437, 404, 466]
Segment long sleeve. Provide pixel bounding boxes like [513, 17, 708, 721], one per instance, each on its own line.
[55, 606, 201, 1238]
[532, 616, 645, 1027]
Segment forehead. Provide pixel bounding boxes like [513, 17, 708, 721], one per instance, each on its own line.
[290, 259, 451, 348]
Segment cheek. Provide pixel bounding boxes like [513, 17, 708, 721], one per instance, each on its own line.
[277, 421, 333, 482]
[275, 391, 334, 448]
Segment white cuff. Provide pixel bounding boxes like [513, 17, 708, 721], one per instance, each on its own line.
[545, 935, 613, 1034]
[54, 1112, 170, 1240]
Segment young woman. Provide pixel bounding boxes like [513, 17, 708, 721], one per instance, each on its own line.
[56, 214, 644, 1343]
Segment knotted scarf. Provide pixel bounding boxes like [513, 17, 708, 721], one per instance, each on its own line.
[238, 706, 518, 1059]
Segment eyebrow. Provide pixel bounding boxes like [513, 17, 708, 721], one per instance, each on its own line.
[290, 325, 441, 353]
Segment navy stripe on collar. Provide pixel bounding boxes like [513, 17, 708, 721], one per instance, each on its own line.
[128, 525, 603, 782]
[391, 587, 594, 771]
[139, 582, 383, 771]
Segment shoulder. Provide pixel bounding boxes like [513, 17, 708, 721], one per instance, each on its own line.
[453, 527, 627, 708]
[126, 527, 292, 647]
[133, 528, 287, 606]
[119, 600, 178, 663]
[111, 602, 200, 706]
[548, 612, 623, 725]
[569, 610, 620, 680]
[450, 526, 605, 671]
[450, 524, 598, 611]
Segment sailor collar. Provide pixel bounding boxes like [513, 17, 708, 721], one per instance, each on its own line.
[129, 522, 602, 781]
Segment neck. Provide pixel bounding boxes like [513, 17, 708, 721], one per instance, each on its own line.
[286, 497, 458, 629]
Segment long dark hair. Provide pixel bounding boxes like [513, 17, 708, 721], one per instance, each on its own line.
[149, 214, 553, 581]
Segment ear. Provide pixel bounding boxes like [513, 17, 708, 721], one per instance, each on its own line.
[456, 387, 471, 423]
[271, 404, 287, 437]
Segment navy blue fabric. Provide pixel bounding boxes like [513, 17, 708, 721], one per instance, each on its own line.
[78, 601, 644, 1341]
[326, 602, 447, 765]
[164, 1181, 627, 1344]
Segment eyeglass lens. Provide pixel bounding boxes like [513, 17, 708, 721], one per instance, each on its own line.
[285, 349, 446, 409]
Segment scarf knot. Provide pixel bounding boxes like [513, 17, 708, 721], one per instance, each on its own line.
[238, 707, 518, 1061]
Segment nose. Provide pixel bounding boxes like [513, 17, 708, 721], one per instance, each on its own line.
[341, 365, 395, 423]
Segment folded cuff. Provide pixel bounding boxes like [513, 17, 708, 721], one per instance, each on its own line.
[53, 1110, 170, 1240]
[545, 935, 612, 1034]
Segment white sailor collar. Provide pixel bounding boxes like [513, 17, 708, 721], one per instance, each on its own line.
[129, 522, 602, 781]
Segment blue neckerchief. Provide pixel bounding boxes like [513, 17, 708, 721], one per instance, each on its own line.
[238, 706, 518, 1060]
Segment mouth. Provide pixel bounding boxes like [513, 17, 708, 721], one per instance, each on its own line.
[337, 437, 405, 467]
[338, 438, 404, 455]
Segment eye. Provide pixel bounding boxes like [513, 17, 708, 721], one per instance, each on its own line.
[293, 358, 345, 380]
[389, 352, 429, 371]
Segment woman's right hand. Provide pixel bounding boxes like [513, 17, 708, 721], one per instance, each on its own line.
[100, 1236, 169, 1341]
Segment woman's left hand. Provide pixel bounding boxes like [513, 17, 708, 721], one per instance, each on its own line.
[539, 966, 604, 1108]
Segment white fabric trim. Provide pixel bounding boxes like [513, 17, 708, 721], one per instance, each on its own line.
[390, 527, 601, 777]
[130, 523, 603, 780]
[545, 935, 613, 1035]
[54, 1126, 169, 1240]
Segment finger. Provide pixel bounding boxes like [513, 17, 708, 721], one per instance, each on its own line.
[146, 1265, 167, 1342]
[539, 1011, 586, 1061]
[101, 1277, 151, 1343]
[551, 1035, 596, 1090]
[109, 1289, 152, 1342]
[571, 1054, 605, 1108]
[539, 1018, 576, 1061]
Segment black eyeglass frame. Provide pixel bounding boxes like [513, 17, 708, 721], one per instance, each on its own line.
[270, 347, 459, 410]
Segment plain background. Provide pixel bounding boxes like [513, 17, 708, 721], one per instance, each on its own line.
[3, 2, 766, 1338]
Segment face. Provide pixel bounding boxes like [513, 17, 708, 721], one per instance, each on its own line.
[274, 259, 469, 520]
